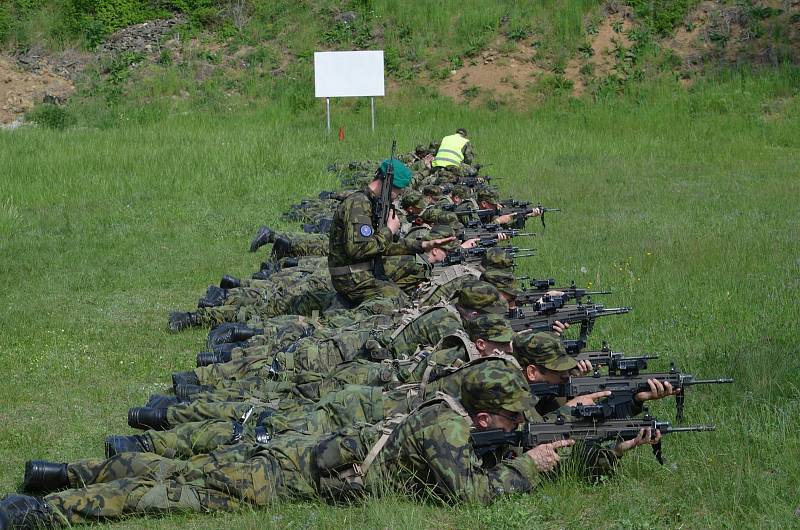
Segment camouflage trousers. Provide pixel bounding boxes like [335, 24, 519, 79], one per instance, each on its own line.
[45, 438, 318, 524]
[144, 385, 392, 459]
[196, 278, 335, 327]
[273, 233, 329, 258]
[193, 338, 361, 385]
[330, 270, 409, 306]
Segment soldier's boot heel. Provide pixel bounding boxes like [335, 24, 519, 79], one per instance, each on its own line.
[196, 351, 230, 367]
[171, 371, 200, 389]
[168, 311, 201, 333]
[219, 275, 241, 288]
[249, 226, 274, 252]
[22, 461, 68, 493]
[128, 407, 170, 431]
[104, 435, 153, 458]
[174, 384, 214, 402]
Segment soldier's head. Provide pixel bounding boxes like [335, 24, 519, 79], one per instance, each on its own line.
[419, 225, 460, 263]
[476, 188, 500, 210]
[421, 185, 442, 204]
[373, 158, 413, 200]
[456, 281, 509, 319]
[400, 190, 426, 215]
[464, 313, 514, 356]
[512, 331, 578, 384]
[460, 360, 534, 432]
[456, 127, 468, 138]
[481, 247, 515, 270]
[450, 185, 471, 205]
[481, 268, 521, 309]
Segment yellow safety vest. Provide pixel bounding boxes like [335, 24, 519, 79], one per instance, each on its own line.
[432, 134, 469, 168]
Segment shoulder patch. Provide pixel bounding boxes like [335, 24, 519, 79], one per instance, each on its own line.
[359, 225, 374, 237]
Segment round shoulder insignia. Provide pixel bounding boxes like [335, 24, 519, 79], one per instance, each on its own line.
[359, 225, 374, 237]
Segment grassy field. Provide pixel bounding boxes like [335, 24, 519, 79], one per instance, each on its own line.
[1, 67, 799, 528]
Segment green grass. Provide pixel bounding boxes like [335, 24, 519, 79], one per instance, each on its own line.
[1, 66, 799, 528]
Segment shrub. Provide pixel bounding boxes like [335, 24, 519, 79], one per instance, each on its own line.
[0, 5, 12, 43]
[27, 104, 77, 130]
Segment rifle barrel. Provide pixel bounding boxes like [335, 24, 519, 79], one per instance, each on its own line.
[685, 378, 734, 385]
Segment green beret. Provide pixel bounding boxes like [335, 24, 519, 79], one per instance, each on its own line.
[481, 268, 521, 299]
[460, 361, 535, 414]
[457, 281, 509, 315]
[511, 331, 577, 371]
[464, 314, 514, 343]
[379, 159, 413, 189]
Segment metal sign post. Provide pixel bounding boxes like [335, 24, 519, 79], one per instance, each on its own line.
[371, 97, 375, 131]
[326, 97, 331, 134]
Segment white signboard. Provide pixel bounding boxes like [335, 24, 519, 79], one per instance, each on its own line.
[314, 51, 385, 98]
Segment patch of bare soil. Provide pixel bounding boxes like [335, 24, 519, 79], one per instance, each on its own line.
[666, 0, 800, 69]
[0, 55, 75, 127]
[564, 7, 634, 96]
[438, 39, 544, 106]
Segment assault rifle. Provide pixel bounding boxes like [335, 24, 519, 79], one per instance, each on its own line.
[508, 302, 631, 351]
[529, 364, 734, 421]
[457, 175, 500, 187]
[372, 141, 397, 279]
[573, 343, 658, 376]
[437, 246, 536, 267]
[516, 277, 556, 290]
[458, 227, 535, 242]
[470, 411, 716, 464]
[508, 301, 630, 330]
[516, 280, 612, 306]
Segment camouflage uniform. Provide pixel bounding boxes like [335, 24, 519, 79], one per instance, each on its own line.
[36, 363, 550, 525]
[132, 356, 522, 460]
[328, 160, 421, 305]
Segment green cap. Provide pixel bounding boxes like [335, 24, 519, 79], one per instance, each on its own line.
[481, 247, 515, 269]
[476, 188, 499, 205]
[422, 185, 442, 198]
[451, 185, 472, 199]
[379, 158, 413, 189]
[512, 331, 577, 371]
[481, 268, 521, 299]
[422, 224, 460, 252]
[464, 314, 514, 343]
[457, 281, 509, 315]
[401, 190, 426, 210]
[460, 361, 535, 414]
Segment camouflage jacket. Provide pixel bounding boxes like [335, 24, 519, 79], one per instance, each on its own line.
[370, 399, 540, 505]
[328, 188, 423, 270]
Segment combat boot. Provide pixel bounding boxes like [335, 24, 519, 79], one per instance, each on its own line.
[211, 341, 246, 355]
[171, 371, 200, 388]
[196, 350, 231, 367]
[174, 383, 214, 401]
[219, 275, 241, 289]
[168, 311, 201, 333]
[104, 434, 153, 458]
[197, 286, 228, 308]
[0, 494, 56, 530]
[270, 235, 293, 258]
[249, 226, 274, 252]
[145, 394, 180, 409]
[21, 461, 68, 494]
[128, 407, 170, 431]
[207, 324, 262, 349]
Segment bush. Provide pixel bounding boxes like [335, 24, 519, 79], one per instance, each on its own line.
[626, 0, 695, 36]
[27, 104, 77, 130]
[0, 5, 12, 43]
